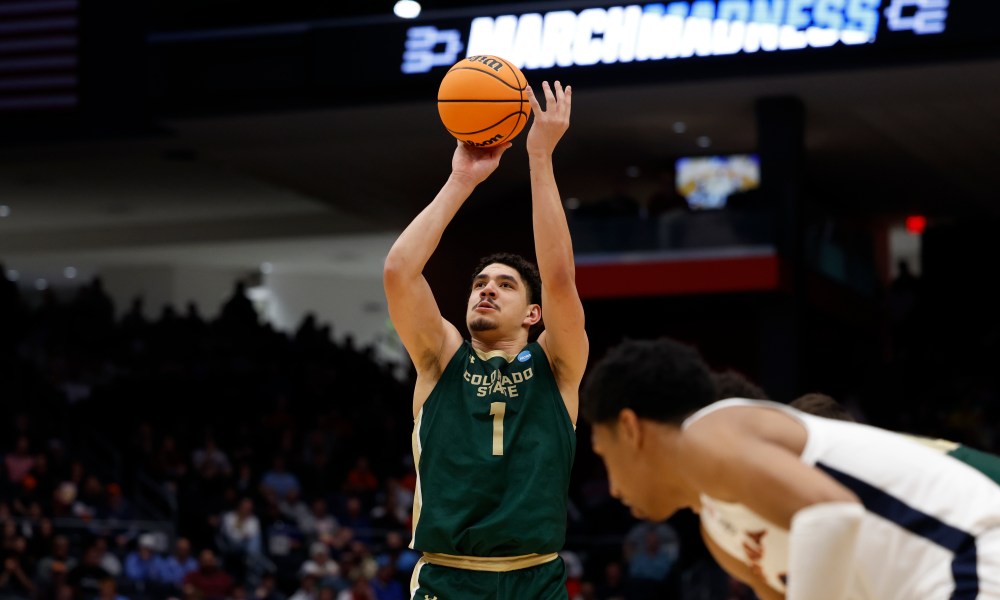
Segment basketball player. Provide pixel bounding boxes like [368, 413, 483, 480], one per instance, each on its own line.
[583, 337, 1000, 600]
[710, 374, 1000, 488]
[383, 81, 587, 599]
[790, 393, 1000, 487]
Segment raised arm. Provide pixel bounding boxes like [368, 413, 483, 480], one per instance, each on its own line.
[526, 81, 589, 421]
[384, 142, 511, 383]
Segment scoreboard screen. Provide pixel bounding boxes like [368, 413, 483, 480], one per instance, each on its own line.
[0, 0, 79, 113]
[398, 0, 994, 76]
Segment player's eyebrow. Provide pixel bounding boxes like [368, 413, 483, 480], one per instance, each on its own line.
[473, 273, 518, 285]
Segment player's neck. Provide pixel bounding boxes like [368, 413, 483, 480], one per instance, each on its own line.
[470, 334, 529, 357]
[656, 425, 702, 510]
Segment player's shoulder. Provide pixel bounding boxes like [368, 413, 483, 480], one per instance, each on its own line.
[683, 398, 792, 433]
[677, 403, 765, 464]
[679, 400, 812, 461]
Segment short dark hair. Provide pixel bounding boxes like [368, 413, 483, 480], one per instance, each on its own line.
[789, 393, 857, 422]
[471, 253, 541, 306]
[711, 369, 769, 401]
[581, 337, 716, 426]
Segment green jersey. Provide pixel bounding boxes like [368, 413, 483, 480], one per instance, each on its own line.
[411, 340, 576, 557]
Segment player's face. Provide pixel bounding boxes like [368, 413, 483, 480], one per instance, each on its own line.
[467, 263, 533, 334]
[591, 421, 680, 522]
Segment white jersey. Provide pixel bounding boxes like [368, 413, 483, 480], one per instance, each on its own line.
[684, 398, 1000, 600]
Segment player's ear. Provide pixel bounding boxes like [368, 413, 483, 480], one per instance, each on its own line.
[618, 409, 642, 450]
[523, 304, 541, 327]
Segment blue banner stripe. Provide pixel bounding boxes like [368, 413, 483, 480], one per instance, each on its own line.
[817, 463, 978, 599]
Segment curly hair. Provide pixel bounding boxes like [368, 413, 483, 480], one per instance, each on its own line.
[711, 369, 769, 401]
[581, 337, 715, 426]
[790, 393, 858, 422]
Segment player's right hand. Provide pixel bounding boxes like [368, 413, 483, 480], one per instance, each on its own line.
[451, 139, 513, 185]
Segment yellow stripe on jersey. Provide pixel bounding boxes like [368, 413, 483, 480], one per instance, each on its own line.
[420, 552, 559, 572]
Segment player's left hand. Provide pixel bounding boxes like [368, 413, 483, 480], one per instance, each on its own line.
[526, 81, 571, 156]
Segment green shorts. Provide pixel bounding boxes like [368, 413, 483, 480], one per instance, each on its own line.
[409, 556, 567, 600]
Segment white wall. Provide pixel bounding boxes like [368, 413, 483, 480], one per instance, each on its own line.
[261, 270, 406, 370]
[889, 224, 922, 277]
[101, 265, 177, 319]
[100, 264, 249, 320]
[173, 265, 251, 320]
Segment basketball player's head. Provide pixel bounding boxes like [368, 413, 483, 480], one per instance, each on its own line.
[581, 337, 715, 520]
[583, 337, 715, 426]
[790, 393, 857, 422]
[467, 253, 542, 339]
[711, 368, 769, 401]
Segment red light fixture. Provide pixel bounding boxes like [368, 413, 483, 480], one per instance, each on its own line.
[905, 215, 926, 235]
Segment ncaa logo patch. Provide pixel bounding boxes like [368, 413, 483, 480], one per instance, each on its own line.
[517, 350, 532, 363]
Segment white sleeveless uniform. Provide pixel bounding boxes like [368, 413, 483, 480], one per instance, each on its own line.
[684, 398, 1000, 599]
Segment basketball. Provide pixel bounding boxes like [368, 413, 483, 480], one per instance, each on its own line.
[437, 55, 531, 148]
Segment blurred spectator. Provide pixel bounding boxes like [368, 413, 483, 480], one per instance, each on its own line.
[278, 489, 310, 530]
[594, 560, 625, 600]
[4, 437, 35, 487]
[50, 483, 78, 520]
[261, 397, 296, 443]
[91, 539, 121, 579]
[335, 578, 374, 600]
[262, 502, 305, 590]
[299, 544, 340, 582]
[25, 455, 57, 513]
[0, 536, 36, 600]
[99, 484, 136, 531]
[220, 498, 263, 557]
[337, 499, 370, 545]
[152, 436, 187, 483]
[36, 562, 70, 600]
[287, 569, 318, 600]
[96, 576, 128, 600]
[367, 563, 403, 600]
[182, 550, 233, 600]
[373, 533, 415, 587]
[624, 522, 680, 599]
[192, 436, 232, 479]
[340, 541, 375, 584]
[235, 462, 256, 497]
[35, 536, 77, 590]
[152, 537, 197, 595]
[252, 572, 286, 600]
[67, 545, 111, 600]
[123, 534, 158, 591]
[75, 475, 105, 522]
[260, 457, 300, 502]
[219, 281, 258, 330]
[296, 500, 339, 549]
[23, 517, 54, 567]
[341, 458, 377, 504]
[377, 480, 410, 532]
[560, 550, 584, 600]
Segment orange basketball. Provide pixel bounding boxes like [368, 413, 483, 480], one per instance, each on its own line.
[437, 55, 531, 148]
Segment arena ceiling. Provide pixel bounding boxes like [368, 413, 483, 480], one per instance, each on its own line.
[1, 4, 999, 279]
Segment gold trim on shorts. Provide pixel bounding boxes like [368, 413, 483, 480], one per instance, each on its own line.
[420, 552, 559, 572]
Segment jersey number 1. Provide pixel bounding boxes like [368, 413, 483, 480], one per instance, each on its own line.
[490, 402, 506, 456]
